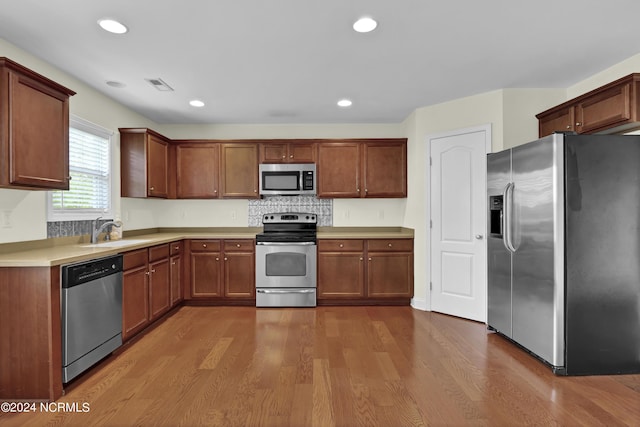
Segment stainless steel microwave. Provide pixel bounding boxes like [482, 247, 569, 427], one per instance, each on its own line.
[259, 163, 316, 196]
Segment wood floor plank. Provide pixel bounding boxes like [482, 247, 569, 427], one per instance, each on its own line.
[1, 306, 639, 426]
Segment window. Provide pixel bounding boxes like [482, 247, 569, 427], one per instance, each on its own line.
[47, 116, 114, 221]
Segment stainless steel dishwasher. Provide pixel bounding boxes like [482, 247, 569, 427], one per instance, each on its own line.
[61, 254, 123, 383]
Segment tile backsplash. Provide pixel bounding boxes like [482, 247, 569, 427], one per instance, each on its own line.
[248, 196, 332, 226]
[47, 219, 115, 239]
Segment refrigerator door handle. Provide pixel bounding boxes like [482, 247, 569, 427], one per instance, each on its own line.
[503, 183, 517, 253]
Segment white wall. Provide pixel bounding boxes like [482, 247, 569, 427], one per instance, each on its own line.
[0, 38, 156, 244]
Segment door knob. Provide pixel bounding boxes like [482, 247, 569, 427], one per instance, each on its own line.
[475, 235, 483, 240]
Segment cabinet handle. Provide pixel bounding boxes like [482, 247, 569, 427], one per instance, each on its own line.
[356, 188, 360, 192]
[224, 257, 228, 261]
[171, 262, 176, 265]
[174, 246, 180, 250]
[576, 122, 582, 126]
[203, 244, 207, 248]
[214, 190, 217, 193]
[566, 125, 571, 129]
[388, 243, 392, 247]
[236, 244, 241, 248]
[289, 154, 293, 159]
[369, 257, 372, 261]
[67, 176, 72, 181]
[339, 243, 344, 248]
[360, 257, 363, 261]
[216, 257, 219, 261]
[150, 186, 155, 191]
[254, 189, 257, 193]
[145, 271, 150, 275]
[151, 269, 156, 273]
[282, 155, 286, 159]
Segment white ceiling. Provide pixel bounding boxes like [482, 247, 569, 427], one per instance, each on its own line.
[1, 0, 640, 125]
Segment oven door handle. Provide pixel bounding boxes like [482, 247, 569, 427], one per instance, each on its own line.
[256, 242, 316, 246]
[256, 289, 316, 294]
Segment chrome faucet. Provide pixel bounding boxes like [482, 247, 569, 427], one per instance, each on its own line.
[91, 216, 122, 244]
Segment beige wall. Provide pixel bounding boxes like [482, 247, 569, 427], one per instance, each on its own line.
[0, 38, 155, 244]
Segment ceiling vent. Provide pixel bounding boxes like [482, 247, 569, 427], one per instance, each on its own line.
[145, 78, 174, 92]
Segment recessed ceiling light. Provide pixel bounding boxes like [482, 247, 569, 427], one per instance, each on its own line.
[189, 100, 205, 107]
[353, 17, 377, 33]
[98, 19, 128, 34]
[337, 99, 353, 107]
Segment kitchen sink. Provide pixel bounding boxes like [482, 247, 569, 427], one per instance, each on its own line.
[80, 239, 151, 248]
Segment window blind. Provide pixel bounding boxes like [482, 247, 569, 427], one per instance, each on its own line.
[49, 121, 112, 218]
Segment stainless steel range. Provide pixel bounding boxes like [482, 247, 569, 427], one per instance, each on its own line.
[255, 212, 317, 307]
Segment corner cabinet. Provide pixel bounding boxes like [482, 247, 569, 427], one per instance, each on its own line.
[317, 139, 407, 198]
[537, 73, 640, 137]
[119, 128, 171, 198]
[0, 57, 75, 190]
[317, 238, 413, 305]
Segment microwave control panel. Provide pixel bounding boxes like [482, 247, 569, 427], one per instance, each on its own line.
[302, 170, 314, 190]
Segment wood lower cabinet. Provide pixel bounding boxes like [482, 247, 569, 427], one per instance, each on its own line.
[537, 73, 640, 137]
[170, 241, 183, 306]
[122, 242, 178, 341]
[119, 128, 170, 198]
[317, 238, 413, 305]
[122, 249, 151, 341]
[188, 239, 255, 303]
[148, 244, 170, 320]
[0, 57, 75, 190]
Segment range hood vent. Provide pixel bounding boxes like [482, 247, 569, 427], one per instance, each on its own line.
[145, 78, 174, 92]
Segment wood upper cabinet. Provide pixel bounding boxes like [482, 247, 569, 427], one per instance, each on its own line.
[220, 143, 259, 198]
[119, 128, 170, 198]
[259, 141, 317, 163]
[364, 141, 407, 197]
[537, 73, 640, 137]
[317, 238, 413, 303]
[176, 143, 220, 198]
[317, 142, 362, 197]
[0, 57, 75, 190]
[317, 139, 407, 198]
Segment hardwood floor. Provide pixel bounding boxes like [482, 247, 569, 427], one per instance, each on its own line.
[2, 306, 639, 426]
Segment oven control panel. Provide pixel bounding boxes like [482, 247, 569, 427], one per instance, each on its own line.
[262, 213, 317, 224]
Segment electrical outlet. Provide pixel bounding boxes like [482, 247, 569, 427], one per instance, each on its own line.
[231, 210, 237, 220]
[1, 210, 12, 228]
[378, 210, 385, 220]
[344, 210, 350, 219]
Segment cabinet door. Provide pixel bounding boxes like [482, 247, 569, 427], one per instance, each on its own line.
[176, 144, 219, 198]
[220, 143, 258, 198]
[288, 143, 316, 163]
[191, 252, 223, 297]
[170, 254, 182, 306]
[147, 134, 169, 198]
[122, 265, 150, 341]
[576, 82, 632, 134]
[260, 143, 288, 163]
[367, 252, 413, 298]
[364, 141, 407, 197]
[538, 106, 574, 137]
[8, 71, 70, 189]
[224, 252, 255, 298]
[317, 252, 365, 298]
[149, 258, 170, 320]
[317, 142, 361, 198]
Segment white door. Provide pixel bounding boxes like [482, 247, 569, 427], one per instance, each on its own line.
[429, 125, 490, 322]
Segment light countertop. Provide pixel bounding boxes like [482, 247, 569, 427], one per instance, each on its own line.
[0, 227, 414, 267]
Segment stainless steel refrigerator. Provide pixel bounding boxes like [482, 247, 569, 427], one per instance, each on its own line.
[487, 132, 640, 375]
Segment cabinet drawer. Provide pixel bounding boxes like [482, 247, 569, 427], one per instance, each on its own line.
[318, 239, 364, 252]
[190, 240, 221, 252]
[149, 243, 169, 262]
[170, 241, 182, 255]
[224, 239, 255, 252]
[123, 248, 148, 270]
[367, 239, 413, 252]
